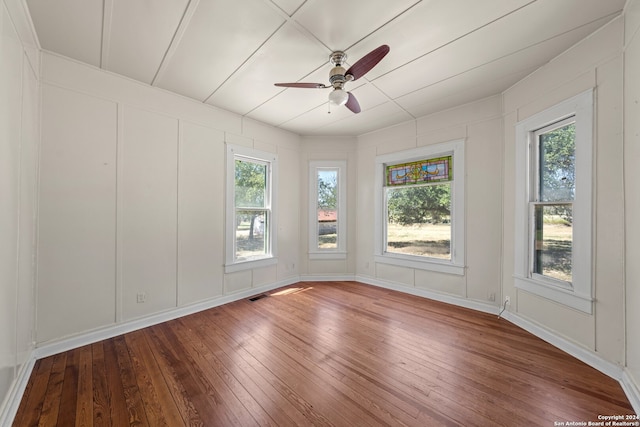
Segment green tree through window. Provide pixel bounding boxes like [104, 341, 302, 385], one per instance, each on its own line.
[387, 185, 451, 225]
[317, 171, 337, 210]
[539, 122, 575, 224]
[234, 158, 268, 257]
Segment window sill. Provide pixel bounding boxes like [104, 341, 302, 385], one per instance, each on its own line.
[374, 254, 465, 276]
[225, 257, 277, 273]
[514, 275, 593, 314]
[309, 251, 347, 260]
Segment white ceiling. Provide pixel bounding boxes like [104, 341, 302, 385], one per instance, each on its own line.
[25, 0, 624, 136]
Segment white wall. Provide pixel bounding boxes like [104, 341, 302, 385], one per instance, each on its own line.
[0, 0, 39, 417]
[355, 96, 503, 308]
[36, 51, 301, 345]
[37, 84, 118, 341]
[624, 0, 640, 405]
[502, 17, 625, 365]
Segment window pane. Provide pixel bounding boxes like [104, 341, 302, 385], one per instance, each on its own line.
[386, 184, 451, 259]
[235, 210, 267, 260]
[539, 122, 575, 202]
[235, 159, 266, 208]
[533, 204, 572, 282]
[317, 169, 338, 249]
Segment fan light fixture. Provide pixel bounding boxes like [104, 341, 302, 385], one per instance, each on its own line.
[329, 88, 349, 106]
[274, 45, 390, 115]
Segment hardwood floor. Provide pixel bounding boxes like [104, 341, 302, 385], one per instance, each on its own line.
[13, 281, 635, 426]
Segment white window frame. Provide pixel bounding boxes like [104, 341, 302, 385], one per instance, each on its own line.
[514, 89, 593, 313]
[308, 160, 347, 259]
[225, 144, 278, 273]
[374, 139, 465, 275]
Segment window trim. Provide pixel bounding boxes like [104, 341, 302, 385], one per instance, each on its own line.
[225, 144, 278, 273]
[308, 160, 347, 259]
[374, 139, 465, 275]
[514, 89, 593, 313]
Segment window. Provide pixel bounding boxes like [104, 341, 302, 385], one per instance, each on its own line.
[309, 160, 347, 259]
[374, 140, 465, 275]
[225, 144, 277, 273]
[514, 90, 593, 313]
[531, 118, 575, 284]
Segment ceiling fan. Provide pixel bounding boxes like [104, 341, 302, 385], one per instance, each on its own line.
[274, 45, 390, 114]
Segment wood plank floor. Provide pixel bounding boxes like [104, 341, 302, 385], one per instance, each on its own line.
[13, 281, 635, 426]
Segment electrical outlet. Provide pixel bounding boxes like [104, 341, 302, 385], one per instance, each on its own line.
[488, 292, 496, 301]
[136, 292, 146, 303]
[505, 296, 511, 305]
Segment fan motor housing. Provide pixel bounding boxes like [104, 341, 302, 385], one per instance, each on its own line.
[329, 65, 347, 87]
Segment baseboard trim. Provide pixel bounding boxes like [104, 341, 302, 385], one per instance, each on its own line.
[0, 352, 37, 427]
[35, 277, 298, 359]
[355, 274, 500, 316]
[621, 369, 640, 415]
[299, 274, 356, 282]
